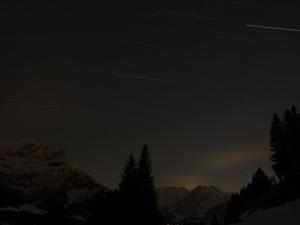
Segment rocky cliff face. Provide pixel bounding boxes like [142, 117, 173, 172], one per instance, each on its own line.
[0, 140, 105, 212]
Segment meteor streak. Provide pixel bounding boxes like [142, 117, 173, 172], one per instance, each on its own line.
[246, 24, 300, 32]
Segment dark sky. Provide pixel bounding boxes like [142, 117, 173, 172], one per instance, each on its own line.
[1, 0, 300, 191]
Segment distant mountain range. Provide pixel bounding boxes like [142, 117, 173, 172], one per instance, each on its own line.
[157, 185, 231, 224]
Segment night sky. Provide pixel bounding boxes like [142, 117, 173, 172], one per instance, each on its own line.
[1, 0, 300, 191]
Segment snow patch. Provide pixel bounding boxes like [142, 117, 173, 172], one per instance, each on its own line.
[239, 199, 300, 225]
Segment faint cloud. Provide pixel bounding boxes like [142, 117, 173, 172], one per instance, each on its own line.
[158, 174, 209, 190]
[204, 148, 269, 169]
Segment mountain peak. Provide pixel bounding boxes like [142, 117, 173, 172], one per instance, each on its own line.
[0, 139, 68, 174]
[0, 139, 100, 202]
[191, 185, 224, 196]
[157, 185, 230, 224]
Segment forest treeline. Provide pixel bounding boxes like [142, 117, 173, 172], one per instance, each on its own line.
[221, 106, 300, 225]
[180, 106, 300, 225]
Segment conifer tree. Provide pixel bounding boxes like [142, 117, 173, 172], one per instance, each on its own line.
[270, 113, 285, 181]
[138, 145, 157, 207]
[285, 106, 300, 180]
[119, 154, 138, 195]
[251, 168, 272, 196]
[118, 154, 139, 225]
[270, 106, 300, 182]
[293, 107, 300, 178]
[137, 145, 162, 225]
[117, 146, 162, 225]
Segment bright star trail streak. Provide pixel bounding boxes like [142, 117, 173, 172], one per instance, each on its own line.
[113, 74, 164, 81]
[246, 24, 300, 32]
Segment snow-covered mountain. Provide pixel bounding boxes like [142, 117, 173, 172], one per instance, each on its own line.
[157, 185, 230, 224]
[157, 187, 190, 208]
[0, 139, 106, 211]
[239, 198, 300, 225]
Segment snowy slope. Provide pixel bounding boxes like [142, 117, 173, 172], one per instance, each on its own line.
[239, 199, 300, 225]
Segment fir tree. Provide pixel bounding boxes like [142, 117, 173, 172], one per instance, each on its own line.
[270, 106, 300, 182]
[137, 145, 162, 225]
[119, 154, 138, 195]
[138, 145, 157, 209]
[117, 146, 163, 225]
[270, 113, 285, 181]
[285, 106, 300, 180]
[251, 168, 272, 196]
[118, 154, 139, 225]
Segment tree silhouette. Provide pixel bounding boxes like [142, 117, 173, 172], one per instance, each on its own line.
[224, 106, 300, 225]
[118, 154, 139, 225]
[270, 106, 300, 182]
[270, 113, 285, 181]
[137, 145, 162, 225]
[117, 146, 163, 225]
[251, 168, 272, 196]
[224, 168, 271, 224]
[119, 154, 138, 195]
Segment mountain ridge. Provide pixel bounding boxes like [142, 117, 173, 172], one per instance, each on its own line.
[157, 185, 231, 224]
[0, 139, 107, 210]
